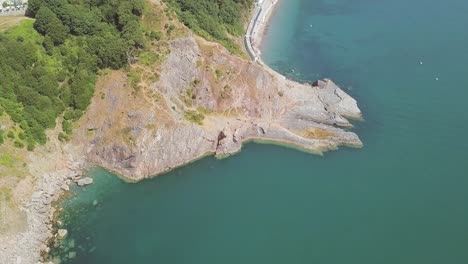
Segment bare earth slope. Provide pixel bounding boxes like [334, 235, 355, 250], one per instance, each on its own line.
[80, 35, 362, 181]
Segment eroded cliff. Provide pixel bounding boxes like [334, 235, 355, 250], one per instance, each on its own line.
[77, 35, 362, 181]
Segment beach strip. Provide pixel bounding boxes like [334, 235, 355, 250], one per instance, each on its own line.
[245, 0, 279, 64]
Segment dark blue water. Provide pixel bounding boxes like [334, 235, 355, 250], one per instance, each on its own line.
[51, 0, 468, 263]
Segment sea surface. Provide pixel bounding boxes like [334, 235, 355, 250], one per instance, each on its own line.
[51, 0, 468, 263]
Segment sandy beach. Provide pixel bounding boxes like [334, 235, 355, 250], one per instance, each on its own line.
[245, 0, 279, 63]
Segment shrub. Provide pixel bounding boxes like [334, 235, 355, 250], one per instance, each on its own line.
[14, 140, 25, 149]
[62, 120, 73, 135]
[7, 131, 15, 139]
[148, 31, 162, 41]
[184, 110, 205, 125]
[18, 132, 26, 140]
[215, 69, 222, 79]
[58, 132, 71, 142]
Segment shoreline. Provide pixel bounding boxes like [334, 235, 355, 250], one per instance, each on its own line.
[0, 141, 88, 264]
[245, 0, 279, 64]
[1, 1, 363, 262]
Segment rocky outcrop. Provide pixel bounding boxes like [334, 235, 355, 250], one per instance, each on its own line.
[0, 151, 86, 264]
[57, 229, 68, 239]
[79, 35, 362, 181]
[76, 177, 93, 187]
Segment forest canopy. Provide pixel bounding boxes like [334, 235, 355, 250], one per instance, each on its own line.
[164, 0, 253, 54]
[0, 0, 145, 150]
[0, 0, 253, 150]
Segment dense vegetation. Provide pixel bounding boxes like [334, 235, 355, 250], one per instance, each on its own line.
[164, 0, 253, 54]
[0, 0, 145, 150]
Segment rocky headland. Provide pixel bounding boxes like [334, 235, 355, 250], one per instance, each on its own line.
[0, 1, 362, 263]
[81, 35, 362, 181]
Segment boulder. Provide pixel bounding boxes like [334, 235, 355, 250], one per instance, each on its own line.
[61, 184, 70, 191]
[76, 177, 93, 187]
[57, 229, 68, 238]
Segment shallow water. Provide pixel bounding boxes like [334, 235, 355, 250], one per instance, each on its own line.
[51, 0, 468, 263]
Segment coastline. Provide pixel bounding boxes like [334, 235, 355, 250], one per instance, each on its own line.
[1, 0, 363, 262]
[0, 141, 88, 264]
[245, 0, 279, 65]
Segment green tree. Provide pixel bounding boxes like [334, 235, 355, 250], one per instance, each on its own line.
[164, 0, 253, 54]
[62, 120, 73, 135]
[42, 35, 54, 54]
[46, 17, 69, 45]
[2, 0, 147, 148]
[27, 0, 46, 16]
[122, 20, 145, 48]
[34, 6, 69, 45]
[34, 6, 55, 35]
[88, 32, 128, 69]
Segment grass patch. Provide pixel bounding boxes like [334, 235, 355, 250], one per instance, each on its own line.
[86, 129, 95, 137]
[128, 68, 143, 91]
[0, 16, 30, 32]
[180, 88, 196, 107]
[301, 128, 337, 140]
[121, 127, 136, 145]
[0, 187, 12, 202]
[0, 154, 15, 168]
[215, 69, 223, 79]
[196, 107, 213, 115]
[139, 50, 159, 66]
[2, 19, 39, 43]
[184, 110, 205, 125]
[190, 78, 201, 88]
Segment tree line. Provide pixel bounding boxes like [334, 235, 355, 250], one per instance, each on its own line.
[0, 0, 145, 150]
[164, 0, 253, 54]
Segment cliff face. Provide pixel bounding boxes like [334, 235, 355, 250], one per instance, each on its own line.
[77, 35, 362, 181]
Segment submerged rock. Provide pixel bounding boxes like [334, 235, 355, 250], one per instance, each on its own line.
[76, 177, 93, 187]
[57, 229, 68, 239]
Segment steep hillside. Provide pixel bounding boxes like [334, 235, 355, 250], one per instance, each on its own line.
[76, 34, 361, 180]
[164, 0, 253, 54]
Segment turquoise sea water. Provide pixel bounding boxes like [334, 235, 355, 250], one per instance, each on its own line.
[51, 0, 468, 263]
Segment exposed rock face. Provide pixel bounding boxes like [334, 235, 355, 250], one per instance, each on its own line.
[79, 35, 362, 181]
[0, 142, 86, 264]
